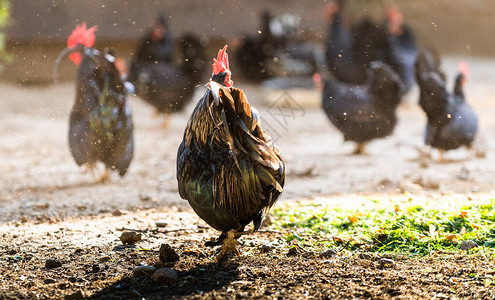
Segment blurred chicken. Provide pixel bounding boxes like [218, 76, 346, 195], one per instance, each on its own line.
[317, 61, 403, 154]
[133, 13, 174, 65]
[415, 49, 478, 160]
[129, 33, 207, 116]
[235, 11, 317, 82]
[324, 0, 386, 85]
[177, 46, 285, 259]
[54, 23, 134, 182]
[381, 6, 418, 93]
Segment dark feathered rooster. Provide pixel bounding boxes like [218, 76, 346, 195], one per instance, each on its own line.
[177, 46, 285, 259]
[316, 61, 403, 154]
[415, 49, 478, 160]
[54, 23, 134, 182]
[128, 33, 207, 117]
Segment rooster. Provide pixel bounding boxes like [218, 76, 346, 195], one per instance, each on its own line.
[415, 49, 478, 160]
[54, 23, 134, 182]
[177, 46, 285, 259]
[316, 61, 403, 154]
[129, 33, 207, 118]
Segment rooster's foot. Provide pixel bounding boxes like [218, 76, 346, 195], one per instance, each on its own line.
[216, 230, 240, 261]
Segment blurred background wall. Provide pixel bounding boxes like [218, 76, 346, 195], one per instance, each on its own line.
[2, 0, 494, 84]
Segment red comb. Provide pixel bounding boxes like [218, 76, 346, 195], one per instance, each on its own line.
[458, 61, 470, 76]
[212, 45, 230, 75]
[67, 22, 98, 65]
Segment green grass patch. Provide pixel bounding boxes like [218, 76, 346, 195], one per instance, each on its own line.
[270, 197, 495, 256]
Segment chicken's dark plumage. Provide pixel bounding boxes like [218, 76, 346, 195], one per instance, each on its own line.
[129, 34, 207, 115]
[320, 61, 403, 153]
[324, 1, 386, 85]
[55, 23, 134, 181]
[381, 6, 418, 93]
[177, 46, 285, 256]
[415, 49, 478, 152]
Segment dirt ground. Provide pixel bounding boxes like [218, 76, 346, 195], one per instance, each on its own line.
[1, 55, 495, 299]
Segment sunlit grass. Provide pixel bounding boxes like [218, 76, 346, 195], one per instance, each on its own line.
[270, 197, 495, 256]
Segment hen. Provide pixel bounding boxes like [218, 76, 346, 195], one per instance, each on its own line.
[177, 46, 285, 258]
[54, 23, 134, 182]
[324, 0, 386, 85]
[381, 6, 418, 93]
[318, 61, 403, 154]
[129, 33, 207, 116]
[235, 11, 305, 81]
[415, 49, 478, 160]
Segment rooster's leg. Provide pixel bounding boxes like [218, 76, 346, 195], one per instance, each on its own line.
[353, 143, 367, 155]
[205, 232, 227, 247]
[216, 230, 240, 261]
[95, 168, 111, 184]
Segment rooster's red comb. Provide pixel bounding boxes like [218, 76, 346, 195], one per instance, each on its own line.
[67, 22, 98, 49]
[458, 61, 470, 76]
[212, 45, 230, 75]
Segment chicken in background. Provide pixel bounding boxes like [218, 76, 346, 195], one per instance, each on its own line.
[324, 0, 387, 85]
[324, 1, 417, 94]
[128, 33, 207, 120]
[315, 61, 403, 154]
[177, 46, 285, 259]
[415, 49, 478, 161]
[381, 6, 418, 93]
[235, 11, 319, 82]
[53, 23, 134, 182]
[132, 13, 174, 65]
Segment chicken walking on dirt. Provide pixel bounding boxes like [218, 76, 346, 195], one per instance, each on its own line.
[415, 48, 478, 161]
[316, 61, 403, 154]
[177, 46, 285, 259]
[53, 23, 134, 182]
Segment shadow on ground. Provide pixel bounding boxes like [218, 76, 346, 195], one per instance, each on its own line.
[89, 262, 240, 299]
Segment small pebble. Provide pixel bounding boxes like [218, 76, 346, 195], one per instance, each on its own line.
[155, 221, 168, 228]
[159, 244, 180, 264]
[132, 266, 157, 277]
[119, 231, 141, 245]
[378, 258, 395, 268]
[358, 253, 372, 260]
[151, 267, 178, 284]
[44, 278, 56, 284]
[68, 277, 77, 283]
[99, 256, 111, 262]
[286, 246, 302, 256]
[45, 258, 62, 269]
[319, 249, 337, 258]
[112, 209, 124, 216]
[460, 240, 478, 251]
[260, 244, 274, 253]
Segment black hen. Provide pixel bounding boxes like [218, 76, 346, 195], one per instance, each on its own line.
[54, 23, 134, 182]
[177, 46, 285, 258]
[129, 33, 207, 116]
[415, 49, 478, 158]
[235, 11, 302, 81]
[319, 61, 403, 154]
[324, 1, 387, 85]
[381, 6, 418, 93]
